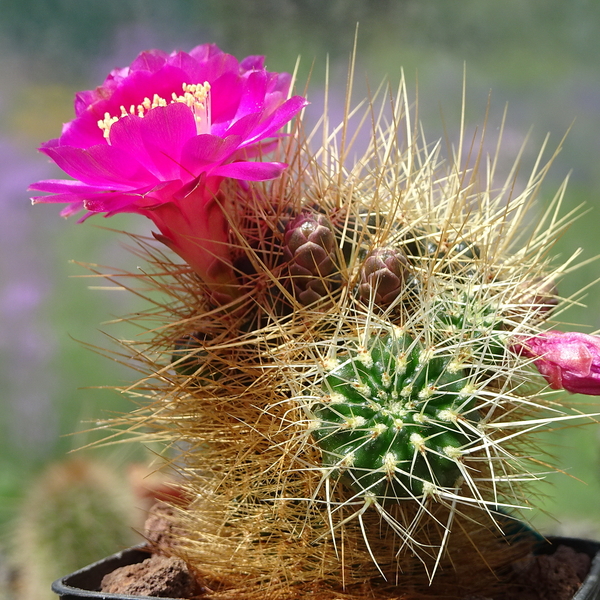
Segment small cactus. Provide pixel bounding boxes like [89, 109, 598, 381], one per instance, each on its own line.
[11, 459, 138, 600]
[310, 331, 474, 500]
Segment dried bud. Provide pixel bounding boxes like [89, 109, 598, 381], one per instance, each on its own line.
[358, 246, 409, 307]
[512, 330, 600, 395]
[284, 213, 339, 305]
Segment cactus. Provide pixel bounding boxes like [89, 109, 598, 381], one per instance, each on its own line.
[34, 46, 600, 600]
[11, 459, 138, 600]
[96, 84, 591, 594]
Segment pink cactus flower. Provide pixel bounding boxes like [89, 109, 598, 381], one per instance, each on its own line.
[30, 44, 307, 298]
[513, 330, 600, 395]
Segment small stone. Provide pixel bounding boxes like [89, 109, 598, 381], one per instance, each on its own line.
[511, 544, 591, 600]
[101, 554, 198, 598]
[144, 502, 181, 553]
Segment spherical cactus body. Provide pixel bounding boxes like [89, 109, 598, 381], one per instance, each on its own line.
[310, 332, 477, 501]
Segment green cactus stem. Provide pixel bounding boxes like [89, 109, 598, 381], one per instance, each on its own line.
[430, 292, 508, 364]
[310, 332, 478, 501]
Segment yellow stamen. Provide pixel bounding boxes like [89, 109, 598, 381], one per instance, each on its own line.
[97, 112, 119, 139]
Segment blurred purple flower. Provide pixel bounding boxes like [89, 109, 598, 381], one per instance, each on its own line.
[513, 330, 600, 395]
[30, 44, 307, 295]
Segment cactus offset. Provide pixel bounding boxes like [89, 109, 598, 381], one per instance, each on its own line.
[311, 331, 475, 500]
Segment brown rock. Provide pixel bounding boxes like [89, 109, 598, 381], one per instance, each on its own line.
[100, 554, 196, 598]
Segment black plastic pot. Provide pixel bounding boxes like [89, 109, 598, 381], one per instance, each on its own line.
[52, 538, 600, 600]
[52, 545, 155, 600]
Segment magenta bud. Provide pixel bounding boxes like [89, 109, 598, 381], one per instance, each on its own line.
[512, 330, 600, 395]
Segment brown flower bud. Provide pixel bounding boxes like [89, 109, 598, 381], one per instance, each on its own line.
[283, 213, 339, 305]
[358, 247, 409, 307]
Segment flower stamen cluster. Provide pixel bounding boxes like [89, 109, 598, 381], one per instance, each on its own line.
[97, 82, 212, 141]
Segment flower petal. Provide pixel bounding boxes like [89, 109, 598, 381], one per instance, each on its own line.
[40, 144, 156, 188]
[209, 71, 243, 123]
[129, 48, 169, 73]
[136, 103, 197, 180]
[236, 70, 268, 118]
[180, 134, 243, 174]
[29, 178, 107, 194]
[106, 114, 163, 178]
[239, 96, 308, 147]
[83, 192, 148, 215]
[239, 54, 265, 71]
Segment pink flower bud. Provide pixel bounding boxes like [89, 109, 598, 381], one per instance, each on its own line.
[513, 330, 600, 395]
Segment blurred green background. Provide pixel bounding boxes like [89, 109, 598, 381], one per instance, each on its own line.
[2, 0, 600, 592]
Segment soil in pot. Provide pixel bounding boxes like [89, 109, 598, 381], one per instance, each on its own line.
[54, 503, 600, 600]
